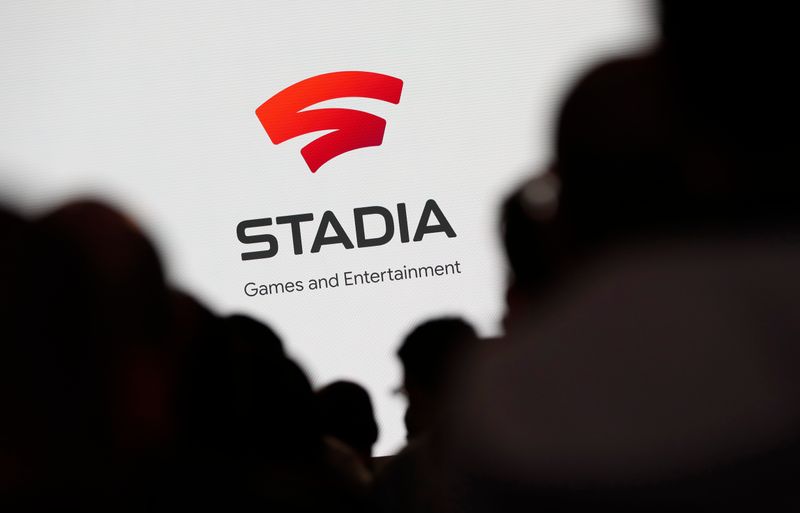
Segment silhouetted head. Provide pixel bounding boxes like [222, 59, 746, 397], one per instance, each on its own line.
[37, 200, 169, 343]
[658, 2, 798, 220]
[398, 318, 479, 440]
[0, 207, 28, 345]
[36, 200, 174, 450]
[2, 205, 132, 507]
[224, 313, 285, 358]
[0, 208, 35, 495]
[221, 315, 314, 458]
[660, 2, 796, 145]
[549, 1, 800, 259]
[317, 381, 379, 465]
[1, 201, 176, 507]
[501, 171, 565, 328]
[181, 313, 318, 467]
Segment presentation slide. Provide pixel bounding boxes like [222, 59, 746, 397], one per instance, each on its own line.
[0, 1, 654, 454]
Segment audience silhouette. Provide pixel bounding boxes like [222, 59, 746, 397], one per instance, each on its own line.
[395, 319, 479, 442]
[445, 2, 800, 511]
[373, 319, 480, 513]
[3, 2, 800, 511]
[317, 380, 379, 472]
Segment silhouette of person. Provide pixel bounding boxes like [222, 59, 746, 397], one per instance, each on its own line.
[1, 200, 175, 511]
[500, 170, 564, 332]
[173, 311, 372, 512]
[373, 318, 480, 513]
[447, 2, 800, 510]
[397, 319, 479, 441]
[317, 380, 379, 472]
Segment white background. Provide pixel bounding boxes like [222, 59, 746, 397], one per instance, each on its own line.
[0, 1, 655, 455]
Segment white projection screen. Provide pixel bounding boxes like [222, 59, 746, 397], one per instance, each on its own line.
[0, 1, 656, 454]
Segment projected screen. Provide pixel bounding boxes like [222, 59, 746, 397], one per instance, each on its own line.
[0, 1, 655, 454]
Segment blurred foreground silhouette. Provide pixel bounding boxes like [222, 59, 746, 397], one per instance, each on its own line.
[3, 1, 800, 511]
[451, 2, 800, 511]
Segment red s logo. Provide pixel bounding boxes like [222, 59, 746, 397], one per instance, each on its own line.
[255, 71, 403, 173]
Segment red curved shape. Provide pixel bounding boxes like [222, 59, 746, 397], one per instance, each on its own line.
[255, 71, 404, 173]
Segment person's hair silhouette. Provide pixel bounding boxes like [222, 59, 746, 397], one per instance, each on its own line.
[397, 318, 478, 440]
[317, 380, 379, 468]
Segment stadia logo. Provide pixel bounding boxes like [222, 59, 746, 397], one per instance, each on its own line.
[255, 71, 403, 173]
